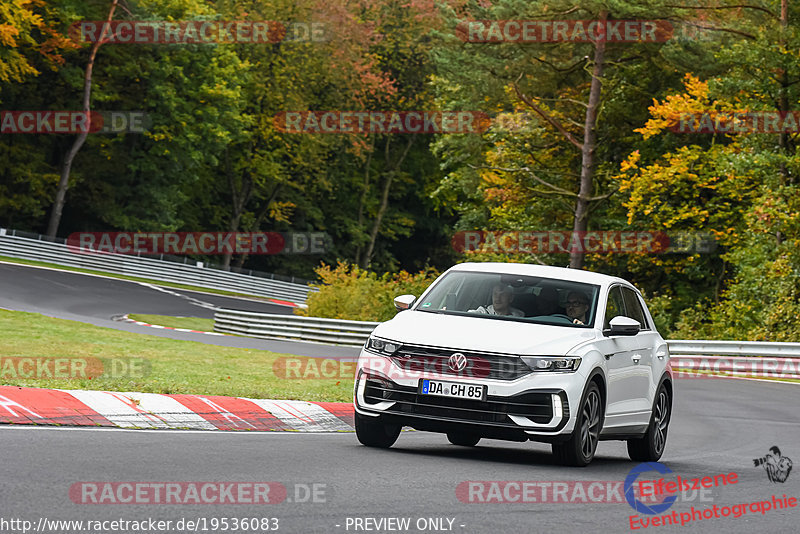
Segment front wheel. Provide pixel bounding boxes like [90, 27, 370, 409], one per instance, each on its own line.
[355, 412, 401, 448]
[627, 384, 671, 462]
[552, 382, 603, 467]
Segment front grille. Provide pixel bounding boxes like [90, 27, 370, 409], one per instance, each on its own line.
[388, 344, 532, 381]
[362, 375, 562, 427]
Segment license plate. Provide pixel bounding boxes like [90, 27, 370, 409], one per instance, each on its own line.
[420, 379, 486, 401]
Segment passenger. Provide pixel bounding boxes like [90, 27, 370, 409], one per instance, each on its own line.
[565, 290, 590, 325]
[470, 284, 524, 317]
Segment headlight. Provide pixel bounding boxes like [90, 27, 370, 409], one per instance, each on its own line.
[520, 356, 582, 372]
[365, 336, 400, 356]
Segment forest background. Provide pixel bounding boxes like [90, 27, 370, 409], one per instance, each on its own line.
[2, 0, 799, 341]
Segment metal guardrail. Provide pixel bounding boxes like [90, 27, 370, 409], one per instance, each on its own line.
[667, 340, 800, 379]
[666, 340, 800, 358]
[212, 311, 800, 372]
[214, 309, 379, 346]
[0, 229, 315, 304]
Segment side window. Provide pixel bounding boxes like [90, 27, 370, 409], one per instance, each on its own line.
[621, 287, 648, 329]
[604, 286, 625, 329]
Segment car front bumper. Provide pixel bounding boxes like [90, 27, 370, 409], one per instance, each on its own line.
[353, 351, 587, 441]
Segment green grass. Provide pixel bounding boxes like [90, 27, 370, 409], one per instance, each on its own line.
[128, 314, 215, 332]
[0, 255, 294, 302]
[0, 309, 353, 401]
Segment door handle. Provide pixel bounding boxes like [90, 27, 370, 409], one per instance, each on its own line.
[632, 354, 642, 364]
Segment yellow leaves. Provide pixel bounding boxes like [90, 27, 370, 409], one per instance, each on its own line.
[634, 74, 723, 140]
[0, 0, 71, 81]
[269, 200, 296, 223]
[619, 150, 640, 173]
[480, 170, 504, 186]
[613, 142, 745, 228]
[684, 73, 709, 100]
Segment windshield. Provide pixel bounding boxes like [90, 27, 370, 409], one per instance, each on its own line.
[415, 271, 599, 328]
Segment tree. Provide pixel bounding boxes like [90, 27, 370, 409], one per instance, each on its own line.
[46, 0, 117, 237]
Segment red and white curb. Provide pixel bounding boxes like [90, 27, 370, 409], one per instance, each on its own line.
[116, 314, 226, 336]
[0, 386, 353, 431]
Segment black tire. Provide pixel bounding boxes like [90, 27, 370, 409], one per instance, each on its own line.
[447, 433, 481, 447]
[552, 382, 603, 467]
[355, 412, 401, 448]
[627, 384, 671, 462]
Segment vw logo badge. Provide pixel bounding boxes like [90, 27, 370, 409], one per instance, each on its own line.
[448, 352, 468, 372]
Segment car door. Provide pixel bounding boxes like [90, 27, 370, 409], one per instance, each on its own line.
[620, 286, 658, 418]
[597, 285, 643, 426]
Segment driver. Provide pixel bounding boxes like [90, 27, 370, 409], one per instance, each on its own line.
[565, 291, 590, 325]
[470, 283, 524, 317]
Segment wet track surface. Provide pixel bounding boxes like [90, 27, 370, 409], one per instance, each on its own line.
[0, 262, 359, 358]
[1, 379, 798, 533]
[0, 261, 798, 533]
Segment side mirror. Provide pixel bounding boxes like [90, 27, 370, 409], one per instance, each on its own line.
[605, 316, 640, 336]
[394, 294, 416, 312]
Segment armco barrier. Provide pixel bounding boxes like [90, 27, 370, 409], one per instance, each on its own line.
[212, 310, 800, 369]
[667, 339, 800, 379]
[0, 228, 314, 304]
[666, 339, 800, 358]
[213, 309, 379, 346]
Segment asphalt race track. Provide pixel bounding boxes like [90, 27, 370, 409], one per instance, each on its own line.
[1, 379, 798, 533]
[0, 262, 359, 358]
[1, 260, 798, 533]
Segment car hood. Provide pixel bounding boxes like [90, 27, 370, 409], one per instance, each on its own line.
[371, 310, 598, 355]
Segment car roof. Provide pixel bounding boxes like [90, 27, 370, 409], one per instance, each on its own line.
[447, 262, 631, 288]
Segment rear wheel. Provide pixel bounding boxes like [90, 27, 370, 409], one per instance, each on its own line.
[552, 382, 603, 467]
[447, 433, 480, 447]
[627, 384, 670, 462]
[355, 412, 401, 448]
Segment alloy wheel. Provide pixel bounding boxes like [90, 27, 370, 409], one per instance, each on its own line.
[653, 390, 669, 455]
[580, 390, 601, 459]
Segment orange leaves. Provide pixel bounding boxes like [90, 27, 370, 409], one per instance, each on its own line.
[635, 74, 716, 140]
[0, 23, 22, 47]
[0, 0, 75, 81]
[619, 150, 640, 172]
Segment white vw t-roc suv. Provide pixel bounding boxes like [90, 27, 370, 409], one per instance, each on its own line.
[353, 263, 672, 466]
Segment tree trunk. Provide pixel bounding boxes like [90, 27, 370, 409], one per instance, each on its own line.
[222, 147, 252, 270]
[233, 184, 282, 269]
[46, 0, 118, 238]
[355, 135, 375, 266]
[361, 136, 414, 268]
[570, 12, 607, 269]
[363, 172, 394, 269]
